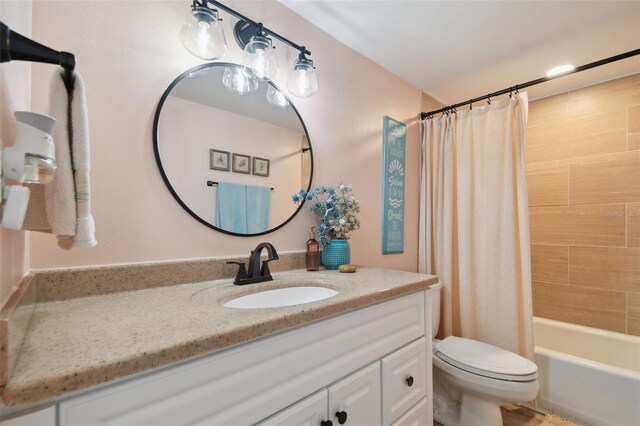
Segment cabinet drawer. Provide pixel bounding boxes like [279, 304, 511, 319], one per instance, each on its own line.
[381, 337, 427, 426]
[389, 398, 427, 426]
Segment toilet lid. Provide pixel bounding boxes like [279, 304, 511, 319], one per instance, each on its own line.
[434, 336, 537, 381]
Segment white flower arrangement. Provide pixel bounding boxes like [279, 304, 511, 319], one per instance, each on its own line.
[293, 183, 361, 245]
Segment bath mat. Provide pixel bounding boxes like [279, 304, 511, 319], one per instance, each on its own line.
[501, 404, 541, 425]
[500, 404, 586, 426]
[540, 413, 586, 426]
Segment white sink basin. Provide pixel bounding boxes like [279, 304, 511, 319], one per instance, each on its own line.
[223, 286, 338, 309]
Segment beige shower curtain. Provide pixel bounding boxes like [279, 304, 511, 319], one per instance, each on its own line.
[419, 94, 534, 359]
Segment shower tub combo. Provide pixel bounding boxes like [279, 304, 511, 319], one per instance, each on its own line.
[533, 317, 640, 426]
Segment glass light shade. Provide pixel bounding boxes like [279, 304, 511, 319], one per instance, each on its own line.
[266, 85, 289, 109]
[23, 154, 57, 184]
[242, 35, 279, 81]
[222, 66, 259, 95]
[286, 57, 318, 98]
[179, 7, 227, 60]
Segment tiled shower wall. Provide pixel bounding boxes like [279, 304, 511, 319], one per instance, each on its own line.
[527, 74, 640, 336]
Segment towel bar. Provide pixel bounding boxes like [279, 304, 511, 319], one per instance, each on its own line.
[1, 21, 76, 93]
[207, 181, 274, 191]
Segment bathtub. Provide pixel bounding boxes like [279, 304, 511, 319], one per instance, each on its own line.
[533, 317, 640, 426]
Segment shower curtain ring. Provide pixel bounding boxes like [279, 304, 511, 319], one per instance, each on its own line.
[487, 96, 492, 105]
[469, 100, 472, 110]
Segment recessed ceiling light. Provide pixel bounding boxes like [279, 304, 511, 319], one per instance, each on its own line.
[546, 64, 575, 77]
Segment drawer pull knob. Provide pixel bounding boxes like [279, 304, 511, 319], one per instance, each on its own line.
[321, 421, 333, 426]
[406, 376, 414, 387]
[335, 410, 348, 424]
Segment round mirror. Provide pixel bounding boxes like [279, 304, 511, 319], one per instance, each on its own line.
[153, 63, 313, 236]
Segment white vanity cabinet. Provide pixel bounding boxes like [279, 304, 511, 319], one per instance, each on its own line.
[328, 362, 381, 426]
[1, 406, 56, 426]
[257, 390, 329, 426]
[57, 290, 433, 426]
[258, 340, 429, 426]
[258, 362, 381, 426]
[381, 337, 427, 425]
[390, 398, 428, 426]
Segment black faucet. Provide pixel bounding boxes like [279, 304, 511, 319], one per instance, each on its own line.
[227, 242, 279, 285]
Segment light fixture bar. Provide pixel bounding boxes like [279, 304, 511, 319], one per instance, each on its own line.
[205, 0, 311, 55]
[420, 48, 640, 119]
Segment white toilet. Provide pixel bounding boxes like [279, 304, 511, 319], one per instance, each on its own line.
[429, 282, 539, 426]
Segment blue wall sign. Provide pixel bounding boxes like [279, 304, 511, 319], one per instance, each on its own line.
[382, 116, 406, 254]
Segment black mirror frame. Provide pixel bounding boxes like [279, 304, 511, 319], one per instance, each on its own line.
[152, 62, 314, 237]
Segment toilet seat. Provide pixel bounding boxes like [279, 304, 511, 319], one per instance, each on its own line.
[434, 336, 537, 382]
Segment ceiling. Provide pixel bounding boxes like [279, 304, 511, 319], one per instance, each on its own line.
[170, 66, 304, 132]
[279, 1, 640, 105]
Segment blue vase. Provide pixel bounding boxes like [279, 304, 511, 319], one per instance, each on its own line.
[322, 239, 350, 270]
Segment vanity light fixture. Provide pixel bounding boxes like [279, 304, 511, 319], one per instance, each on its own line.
[546, 64, 575, 77]
[266, 85, 290, 109]
[179, 0, 319, 98]
[179, 0, 227, 60]
[222, 66, 258, 95]
[286, 49, 318, 98]
[241, 24, 279, 82]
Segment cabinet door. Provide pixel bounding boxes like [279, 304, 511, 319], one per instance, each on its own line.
[381, 338, 426, 425]
[257, 390, 328, 426]
[328, 362, 381, 426]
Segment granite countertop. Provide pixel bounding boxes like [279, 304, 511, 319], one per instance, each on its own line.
[1, 268, 438, 407]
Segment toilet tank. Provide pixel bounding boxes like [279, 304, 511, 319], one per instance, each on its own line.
[429, 282, 442, 337]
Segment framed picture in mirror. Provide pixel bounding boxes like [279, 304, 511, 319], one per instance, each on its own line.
[210, 149, 230, 171]
[253, 157, 270, 177]
[232, 153, 251, 174]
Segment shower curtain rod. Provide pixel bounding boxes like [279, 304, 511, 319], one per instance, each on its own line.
[421, 49, 640, 120]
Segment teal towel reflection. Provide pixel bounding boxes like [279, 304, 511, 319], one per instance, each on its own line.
[215, 182, 270, 234]
[246, 185, 270, 234]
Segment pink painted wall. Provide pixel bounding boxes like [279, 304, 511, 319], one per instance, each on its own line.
[0, 1, 32, 305]
[29, 1, 423, 272]
[159, 96, 303, 228]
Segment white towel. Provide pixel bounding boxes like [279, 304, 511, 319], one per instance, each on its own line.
[45, 69, 97, 249]
[45, 70, 75, 236]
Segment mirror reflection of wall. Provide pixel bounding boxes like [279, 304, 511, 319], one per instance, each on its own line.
[154, 64, 313, 236]
[301, 136, 311, 189]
